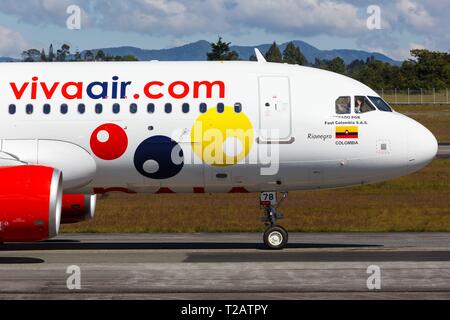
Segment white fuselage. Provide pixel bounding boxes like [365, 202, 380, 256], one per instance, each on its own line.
[0, 61, 438, 194]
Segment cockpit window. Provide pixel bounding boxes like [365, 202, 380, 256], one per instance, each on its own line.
[368, 96, 393, 112]
[335, 96, 350, 114]
[355, 96, 376, 114]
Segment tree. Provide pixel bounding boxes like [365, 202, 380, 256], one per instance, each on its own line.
[48, 44, 54, 62]
[313, 57, 346, 74]
[347, 59, 365, 74]
[74, 51, 82, 61]
[308, 48, 450, 89]
[207, 36, 239, 61]
[21, 49, 41, 62]
[265, 42, 282, 63]
[84, 50, 94, 61]
[21, 51, 32, 62]
[346, 56, 405, 89]
[95, 50, 106, 61]
[119, 55, 138, 61]
[56, 44, 70, 61]
[350, 59, 390, 89]
[327, 57, 346, 74]
[313, 58, 328, 69]
[409, 49, 450, 89]
[40, 49, 47, 62]
[397, 60, 420, 88]
[282, 42, 307, 65]
[104, 54, 138, 61]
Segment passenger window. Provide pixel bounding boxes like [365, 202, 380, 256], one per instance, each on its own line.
[43, 104, 51, 114]
[335, 96, 350, 114]
[95, 103, 103, 114]
[78, 103, 86, 114]
[182, 103, 189, 113]
[234, 102, 242, 113]
[130, 103, 138, 114]
[61, 104, 68, 114]
[26, 104, 33, 114]
[9, 104, 16, 115]
[199, 103, 207, 113]
[165, 103, 172, 113]
[147, 103, 155, 113]
[217, 103, 224, 113]
[355, 96, 376, 114]
[113, 103, 120, 114]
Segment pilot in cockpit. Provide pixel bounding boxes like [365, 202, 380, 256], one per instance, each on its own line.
[355, 97, 364, 113]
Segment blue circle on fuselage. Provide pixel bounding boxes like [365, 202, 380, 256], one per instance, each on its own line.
[134, 135, 184, 179]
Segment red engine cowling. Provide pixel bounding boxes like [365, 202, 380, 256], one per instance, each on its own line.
[61, 194, 96, 224]
[0, 165, 62, 242]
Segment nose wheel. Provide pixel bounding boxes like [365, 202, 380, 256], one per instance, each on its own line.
[263, 225, 288, 250]
[260, 191, 289, 250]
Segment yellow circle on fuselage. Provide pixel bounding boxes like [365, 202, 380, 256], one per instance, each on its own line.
[191, 106, 254, 166]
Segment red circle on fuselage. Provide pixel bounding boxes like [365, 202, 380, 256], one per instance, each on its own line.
[90, 123, 128, 160]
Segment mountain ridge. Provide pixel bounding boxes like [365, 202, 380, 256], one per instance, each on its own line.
[86, 39, 400, 65]
[0, 40, 400, 64]
[0, 56, 19, 62]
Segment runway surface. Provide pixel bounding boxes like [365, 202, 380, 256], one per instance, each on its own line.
[438, 143, 450, 158]
[2, 233, 450, 299]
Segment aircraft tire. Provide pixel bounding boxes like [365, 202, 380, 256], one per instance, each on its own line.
[263, 225, 288, 250]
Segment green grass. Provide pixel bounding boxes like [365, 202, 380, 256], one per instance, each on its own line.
[62, 158, 450, 233]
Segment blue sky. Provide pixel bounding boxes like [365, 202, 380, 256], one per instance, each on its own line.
[0, 0, 448, 60]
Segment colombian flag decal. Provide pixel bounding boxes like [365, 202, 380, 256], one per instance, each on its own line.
[336, 126, 358, 139]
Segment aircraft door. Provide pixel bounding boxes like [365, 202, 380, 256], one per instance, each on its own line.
[258, 76, 293, 142]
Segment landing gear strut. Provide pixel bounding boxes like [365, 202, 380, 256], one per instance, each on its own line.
[260, 191, 288, 250]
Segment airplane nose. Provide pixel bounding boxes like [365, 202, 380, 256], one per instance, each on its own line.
[407, 120, 438, 172]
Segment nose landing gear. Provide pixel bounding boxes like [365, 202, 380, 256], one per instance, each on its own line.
[260, 191, 289, 250]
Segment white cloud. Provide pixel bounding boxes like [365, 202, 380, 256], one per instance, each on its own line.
[0, 25, 29, 56]
[0, 0, 368, 37]
[89, 0, 228, 35]
[368, 42, 426, 61]
[0, 0, 448, 59]
[353, 0, 448, 60]
[87, 0, 372, 38]
[0, 0, 446, 38]
[398, 42, 427, 61]
[229, 0, 367, 37]
[0, 0, 90, 27]
[0, 1, 446, 39]
[396, 0, 435, 30]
